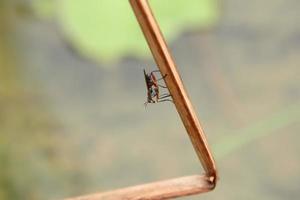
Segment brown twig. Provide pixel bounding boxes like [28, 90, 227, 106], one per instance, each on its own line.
[129, 0, 217, 179]
[65, 175, 214, 200]
[65, 0, 217, 199]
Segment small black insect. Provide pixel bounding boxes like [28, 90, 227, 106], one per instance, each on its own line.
[143, 69, 172, 106]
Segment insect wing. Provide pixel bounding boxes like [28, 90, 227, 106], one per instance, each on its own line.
[144, 69, 151, 88]
[143, 69, 152, 101]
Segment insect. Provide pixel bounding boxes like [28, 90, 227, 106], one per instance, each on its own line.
[143, 69, 172, 106]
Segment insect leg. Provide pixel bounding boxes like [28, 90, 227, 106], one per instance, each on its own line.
[151, 70, 167, 81]
[157, 99, 173, 103]
[158, 93, 173, 103]
[150, 70, 161, 73]
[158, 84, 168, 88]
[156, 74, 167, 81]
[159, 93, 171, 98]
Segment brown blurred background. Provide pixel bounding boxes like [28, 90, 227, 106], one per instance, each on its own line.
[0, 0, 299, 199]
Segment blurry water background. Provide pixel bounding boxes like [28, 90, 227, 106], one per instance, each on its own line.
[0, 0, 299, 199]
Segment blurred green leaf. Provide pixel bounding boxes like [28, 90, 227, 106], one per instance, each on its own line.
[31, 0, 55, 19]
[33, 0, 219, 63]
